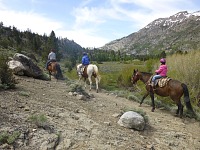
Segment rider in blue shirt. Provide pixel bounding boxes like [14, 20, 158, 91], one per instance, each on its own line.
[82, 52, 90, 65]
[79, 52, 90, 74]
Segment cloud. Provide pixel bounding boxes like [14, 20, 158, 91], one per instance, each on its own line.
[56, 29, 109, 48]
[0, 10, 63, 35]
[0, 0, 199, 48]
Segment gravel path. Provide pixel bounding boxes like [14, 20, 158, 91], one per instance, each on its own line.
[0, 76, 200, 150]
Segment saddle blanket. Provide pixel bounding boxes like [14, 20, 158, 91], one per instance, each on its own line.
[157, 77, 171, 87]
[149, 76, 171, 88]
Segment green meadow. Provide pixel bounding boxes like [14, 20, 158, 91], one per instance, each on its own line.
[65, 50, 200, 116]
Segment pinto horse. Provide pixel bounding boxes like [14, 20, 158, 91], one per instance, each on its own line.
[77, 64, 100, 93]
[47, 62, 63, 80]
[132, 69, 194, 117]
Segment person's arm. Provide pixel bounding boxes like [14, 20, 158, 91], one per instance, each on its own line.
[155, 66, 163, 74]
[48, 53, 50, 60]
[82, 57, 85, 64]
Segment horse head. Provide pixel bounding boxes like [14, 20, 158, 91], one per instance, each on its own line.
[132, 69, 140, 84]
[76, 64, 82, 76]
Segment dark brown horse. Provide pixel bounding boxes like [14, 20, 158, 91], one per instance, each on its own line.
[47, 62, 63, 80]
[132, 69, 194, 117]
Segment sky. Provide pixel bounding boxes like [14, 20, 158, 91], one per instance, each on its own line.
[0, 0, 199, 48]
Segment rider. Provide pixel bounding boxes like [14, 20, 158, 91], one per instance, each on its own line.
[78, 52, 90, 75]
[45, 49, 56, 69]
[151, 58, 168, 89]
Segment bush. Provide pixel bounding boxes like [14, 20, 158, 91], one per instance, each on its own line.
[0, 53, 16, 89]
[28, 114, 48, 128]
[0, 131, 20, 145]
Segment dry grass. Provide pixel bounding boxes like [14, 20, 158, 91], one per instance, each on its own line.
[167, 50, 200, 96]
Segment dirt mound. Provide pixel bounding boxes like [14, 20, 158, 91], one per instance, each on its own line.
[0, 76, 200, 150]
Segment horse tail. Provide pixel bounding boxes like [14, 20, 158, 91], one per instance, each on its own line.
[181, 83, 194, 113]
[93, 65, 101, 83]
[56, 63, 63, 78]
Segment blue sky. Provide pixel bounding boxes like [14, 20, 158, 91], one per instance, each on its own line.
[0, 0, 199, 48]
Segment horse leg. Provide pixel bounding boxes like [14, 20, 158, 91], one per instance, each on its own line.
[88, 76, 92, 91]
[176, 104, 180, 116]
[84, 78, 87, 89]
[49, 71, 51, 80]
[140, 92, 149, 106]
[176, 101, 184, 118]
[149, 92, 155, 112]
[178, 101, 184, 118]
[95, 77, 99, 93]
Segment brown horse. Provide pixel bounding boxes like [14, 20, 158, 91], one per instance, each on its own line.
[132, 69, 194, 117]
[47, 62, 63, 80]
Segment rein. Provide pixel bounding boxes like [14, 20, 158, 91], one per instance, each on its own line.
[138, 72, 152, 85]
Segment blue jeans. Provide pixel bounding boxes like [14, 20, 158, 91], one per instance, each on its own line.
[152, 75, 162, 82]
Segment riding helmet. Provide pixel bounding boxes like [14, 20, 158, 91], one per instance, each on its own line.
[160, 58, 166, 63]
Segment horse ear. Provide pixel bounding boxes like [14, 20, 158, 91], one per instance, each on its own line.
[136, 69, 138, 72]
[133, 69, 136, 73]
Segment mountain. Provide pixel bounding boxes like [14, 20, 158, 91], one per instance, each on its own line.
[100, 11, 200, 55]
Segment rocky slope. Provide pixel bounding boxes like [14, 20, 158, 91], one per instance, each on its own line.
[101, 11, 200, 55]
[0, 76, 200, 150]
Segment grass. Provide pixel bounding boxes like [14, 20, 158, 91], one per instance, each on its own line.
[18, 91, 30, 97]
[64, 51, 200, 119]
[28, 114, 48, 128]
[0, 131, 20, 145]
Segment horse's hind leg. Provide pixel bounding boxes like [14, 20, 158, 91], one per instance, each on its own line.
[88, 77, 92, 91]
[140, 92, 149, 106]
[176, 101, 184, 117]
[95, 77, 99, 93]
[84, 78, 87, 89]
[49, 71, 51, 80]
[149, 92, 155, 112]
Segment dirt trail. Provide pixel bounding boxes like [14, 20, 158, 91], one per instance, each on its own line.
[0, 76, 200, 150]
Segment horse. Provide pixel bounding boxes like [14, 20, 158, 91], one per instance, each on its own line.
[131, 69, 194, 117]
[77, 64, 100, 93]
[47, 62, 63, 80]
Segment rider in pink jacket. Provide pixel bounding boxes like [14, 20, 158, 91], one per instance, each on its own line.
[155, 63, 167, 76]
[151, 58, 168, 88]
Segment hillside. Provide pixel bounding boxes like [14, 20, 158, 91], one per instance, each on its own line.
[0, 23, 83, 61]
[101, 11, 200, 55]
[0, 76, 200, 149]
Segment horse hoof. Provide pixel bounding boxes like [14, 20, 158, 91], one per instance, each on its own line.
[151, 109, 155, 112]
[139, 104, 142, 107]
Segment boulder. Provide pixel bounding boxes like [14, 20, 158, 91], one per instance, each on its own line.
[8, 53, 42, 78]
[117, 111, 145, 131]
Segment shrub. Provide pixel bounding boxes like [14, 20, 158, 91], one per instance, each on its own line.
[0, 53, 16, 89]
[18, 91, 30, 97]
[28, 114, 48, 128]
[0, 131, 20, 145]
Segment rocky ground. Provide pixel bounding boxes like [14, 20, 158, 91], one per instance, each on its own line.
[0, 75, 200, 150]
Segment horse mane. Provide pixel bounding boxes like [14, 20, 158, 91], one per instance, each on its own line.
[141, 71, 153, 76]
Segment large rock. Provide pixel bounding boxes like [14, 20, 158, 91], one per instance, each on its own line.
[8, 53, 42, 78]
[117, 111, 145, 131]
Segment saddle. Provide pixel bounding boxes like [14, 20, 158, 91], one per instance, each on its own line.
[149, 76, 171, 88]
[48, 60, 56, 66]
